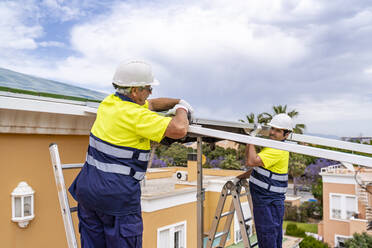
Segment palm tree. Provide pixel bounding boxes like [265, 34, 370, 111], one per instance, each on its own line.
[239, 113, 266, 124]
[241, 105, 306, 134]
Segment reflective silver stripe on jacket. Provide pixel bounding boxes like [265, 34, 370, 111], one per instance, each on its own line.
[138, 153, 150, 162]
[249, 175, 287, 194]
[87, 155, 146, 181]
[253, 167, 288, 181]
[89, 136, 149, 162]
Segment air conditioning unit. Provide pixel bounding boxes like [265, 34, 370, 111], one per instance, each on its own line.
[176, 171, 188, 181]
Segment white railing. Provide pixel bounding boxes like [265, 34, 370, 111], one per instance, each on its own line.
[320, 164, 353, 174]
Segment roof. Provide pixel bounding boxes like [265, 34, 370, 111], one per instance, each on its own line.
[0, 67, 108, 102]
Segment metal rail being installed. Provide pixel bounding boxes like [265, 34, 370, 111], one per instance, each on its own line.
[188, 118, 372, 248]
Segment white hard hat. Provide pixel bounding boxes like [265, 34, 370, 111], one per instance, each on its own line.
[268, 113, 293, 131]
[112, 60, 159, 87]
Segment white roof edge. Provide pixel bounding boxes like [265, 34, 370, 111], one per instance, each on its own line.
[0, 94, 99, 116]
[141, 187, 196, 200]
[0, 90, 101, 106]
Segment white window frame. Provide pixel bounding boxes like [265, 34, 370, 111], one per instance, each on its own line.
[335, 234, 352, 247]
[157, 220, 187, 248]
[234, 201, 253, 244]
[329, 193, 358, 221]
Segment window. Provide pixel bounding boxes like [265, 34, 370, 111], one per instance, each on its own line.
[346, 196, 357, 219]
[330, 194, 357, 220]
[234, 202, 253, 244]
[335, 235, 351, 247]
[331, 195, 342, 219]
[157, 221, 186, 248]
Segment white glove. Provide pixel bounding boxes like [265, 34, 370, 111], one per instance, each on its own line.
[166, 104, 188, 116]
[179, 99, 194, 120]
[249, 123, 262, 137]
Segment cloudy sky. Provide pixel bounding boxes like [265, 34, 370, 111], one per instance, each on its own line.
[1, 0, 372, 137]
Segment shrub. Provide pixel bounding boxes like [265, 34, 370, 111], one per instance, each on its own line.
[300, 236, 329, 248]
[344, 232, 372, 248]
[285, 223, 306, 238]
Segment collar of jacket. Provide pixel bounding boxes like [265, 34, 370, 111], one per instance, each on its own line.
[115, 92, 136, 103]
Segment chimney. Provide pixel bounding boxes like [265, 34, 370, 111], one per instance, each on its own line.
[187, 153, 197, 182]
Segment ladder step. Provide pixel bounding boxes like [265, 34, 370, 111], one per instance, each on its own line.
[244, 217, 252, 223]
[221, 211, 234, 217]
[62, 163, 84, 169]
[70, 206, 78, 212]
[214, 231, 229, 239]
[251, 241, 259, 247]
[239, 191, 250, 197]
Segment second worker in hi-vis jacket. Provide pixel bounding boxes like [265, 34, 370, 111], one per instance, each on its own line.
[237, 113, 293, 248]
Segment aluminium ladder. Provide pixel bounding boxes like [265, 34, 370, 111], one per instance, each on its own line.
[49, 143, 82, 248]
[206, 178, 257, 248]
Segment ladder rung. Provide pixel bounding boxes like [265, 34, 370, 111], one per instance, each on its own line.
[214, 231, 229, 239]
[244, 217, 252, 222]
[221, 211, 234, 218]
[62, 163, 84, 169]
[70, 206, 78, 212]
[239, 191, 250, 197]
[251, 241, 258, 247]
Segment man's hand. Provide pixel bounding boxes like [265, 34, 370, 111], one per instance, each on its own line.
[166, 104, 188, 115]
[179, 99, 194, 120]
[166, 99, 194, 120]
[249, 124, 262, 137]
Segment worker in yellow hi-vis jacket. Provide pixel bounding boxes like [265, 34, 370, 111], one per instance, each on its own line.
[69, 60, 193, 248]
[237, 113, 293, 248]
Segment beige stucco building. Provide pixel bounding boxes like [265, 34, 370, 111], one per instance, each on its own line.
[318, 164, 372, 247]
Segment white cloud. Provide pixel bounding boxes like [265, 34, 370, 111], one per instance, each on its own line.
[41, 0, 83, 21]
[365, 66, 372, 75]
[293, 94, 372, 136]
[0, 1, 42, 50]
[46, 0, 308, 88]
[39, 41, 65, 48]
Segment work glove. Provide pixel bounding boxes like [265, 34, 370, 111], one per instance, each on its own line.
[249, 123, 262, 137]
[167, 99, 194, 121]
[179, 99, 194, 121]
[166, 104, 188, 116]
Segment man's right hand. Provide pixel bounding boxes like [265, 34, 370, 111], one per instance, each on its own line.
[166, 99, 194, 120]
[166, 104, 188, 116]
[179, 99, 194, 120]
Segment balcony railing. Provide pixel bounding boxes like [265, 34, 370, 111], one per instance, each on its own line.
[320, 164, 353, 174]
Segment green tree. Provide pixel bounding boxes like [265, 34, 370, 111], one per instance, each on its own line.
[160, 142, 188, 166]
[289, 153, 307, 195]
[220, 154, 242, 170]
[311, 178, 323, 218]
[344, 232, 372, 248]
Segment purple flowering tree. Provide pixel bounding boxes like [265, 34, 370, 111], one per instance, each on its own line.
[151, 154, 167, 168]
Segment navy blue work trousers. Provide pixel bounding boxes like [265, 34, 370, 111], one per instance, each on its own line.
[252, 202, 285, 248]
[77, 204, 143, 248]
